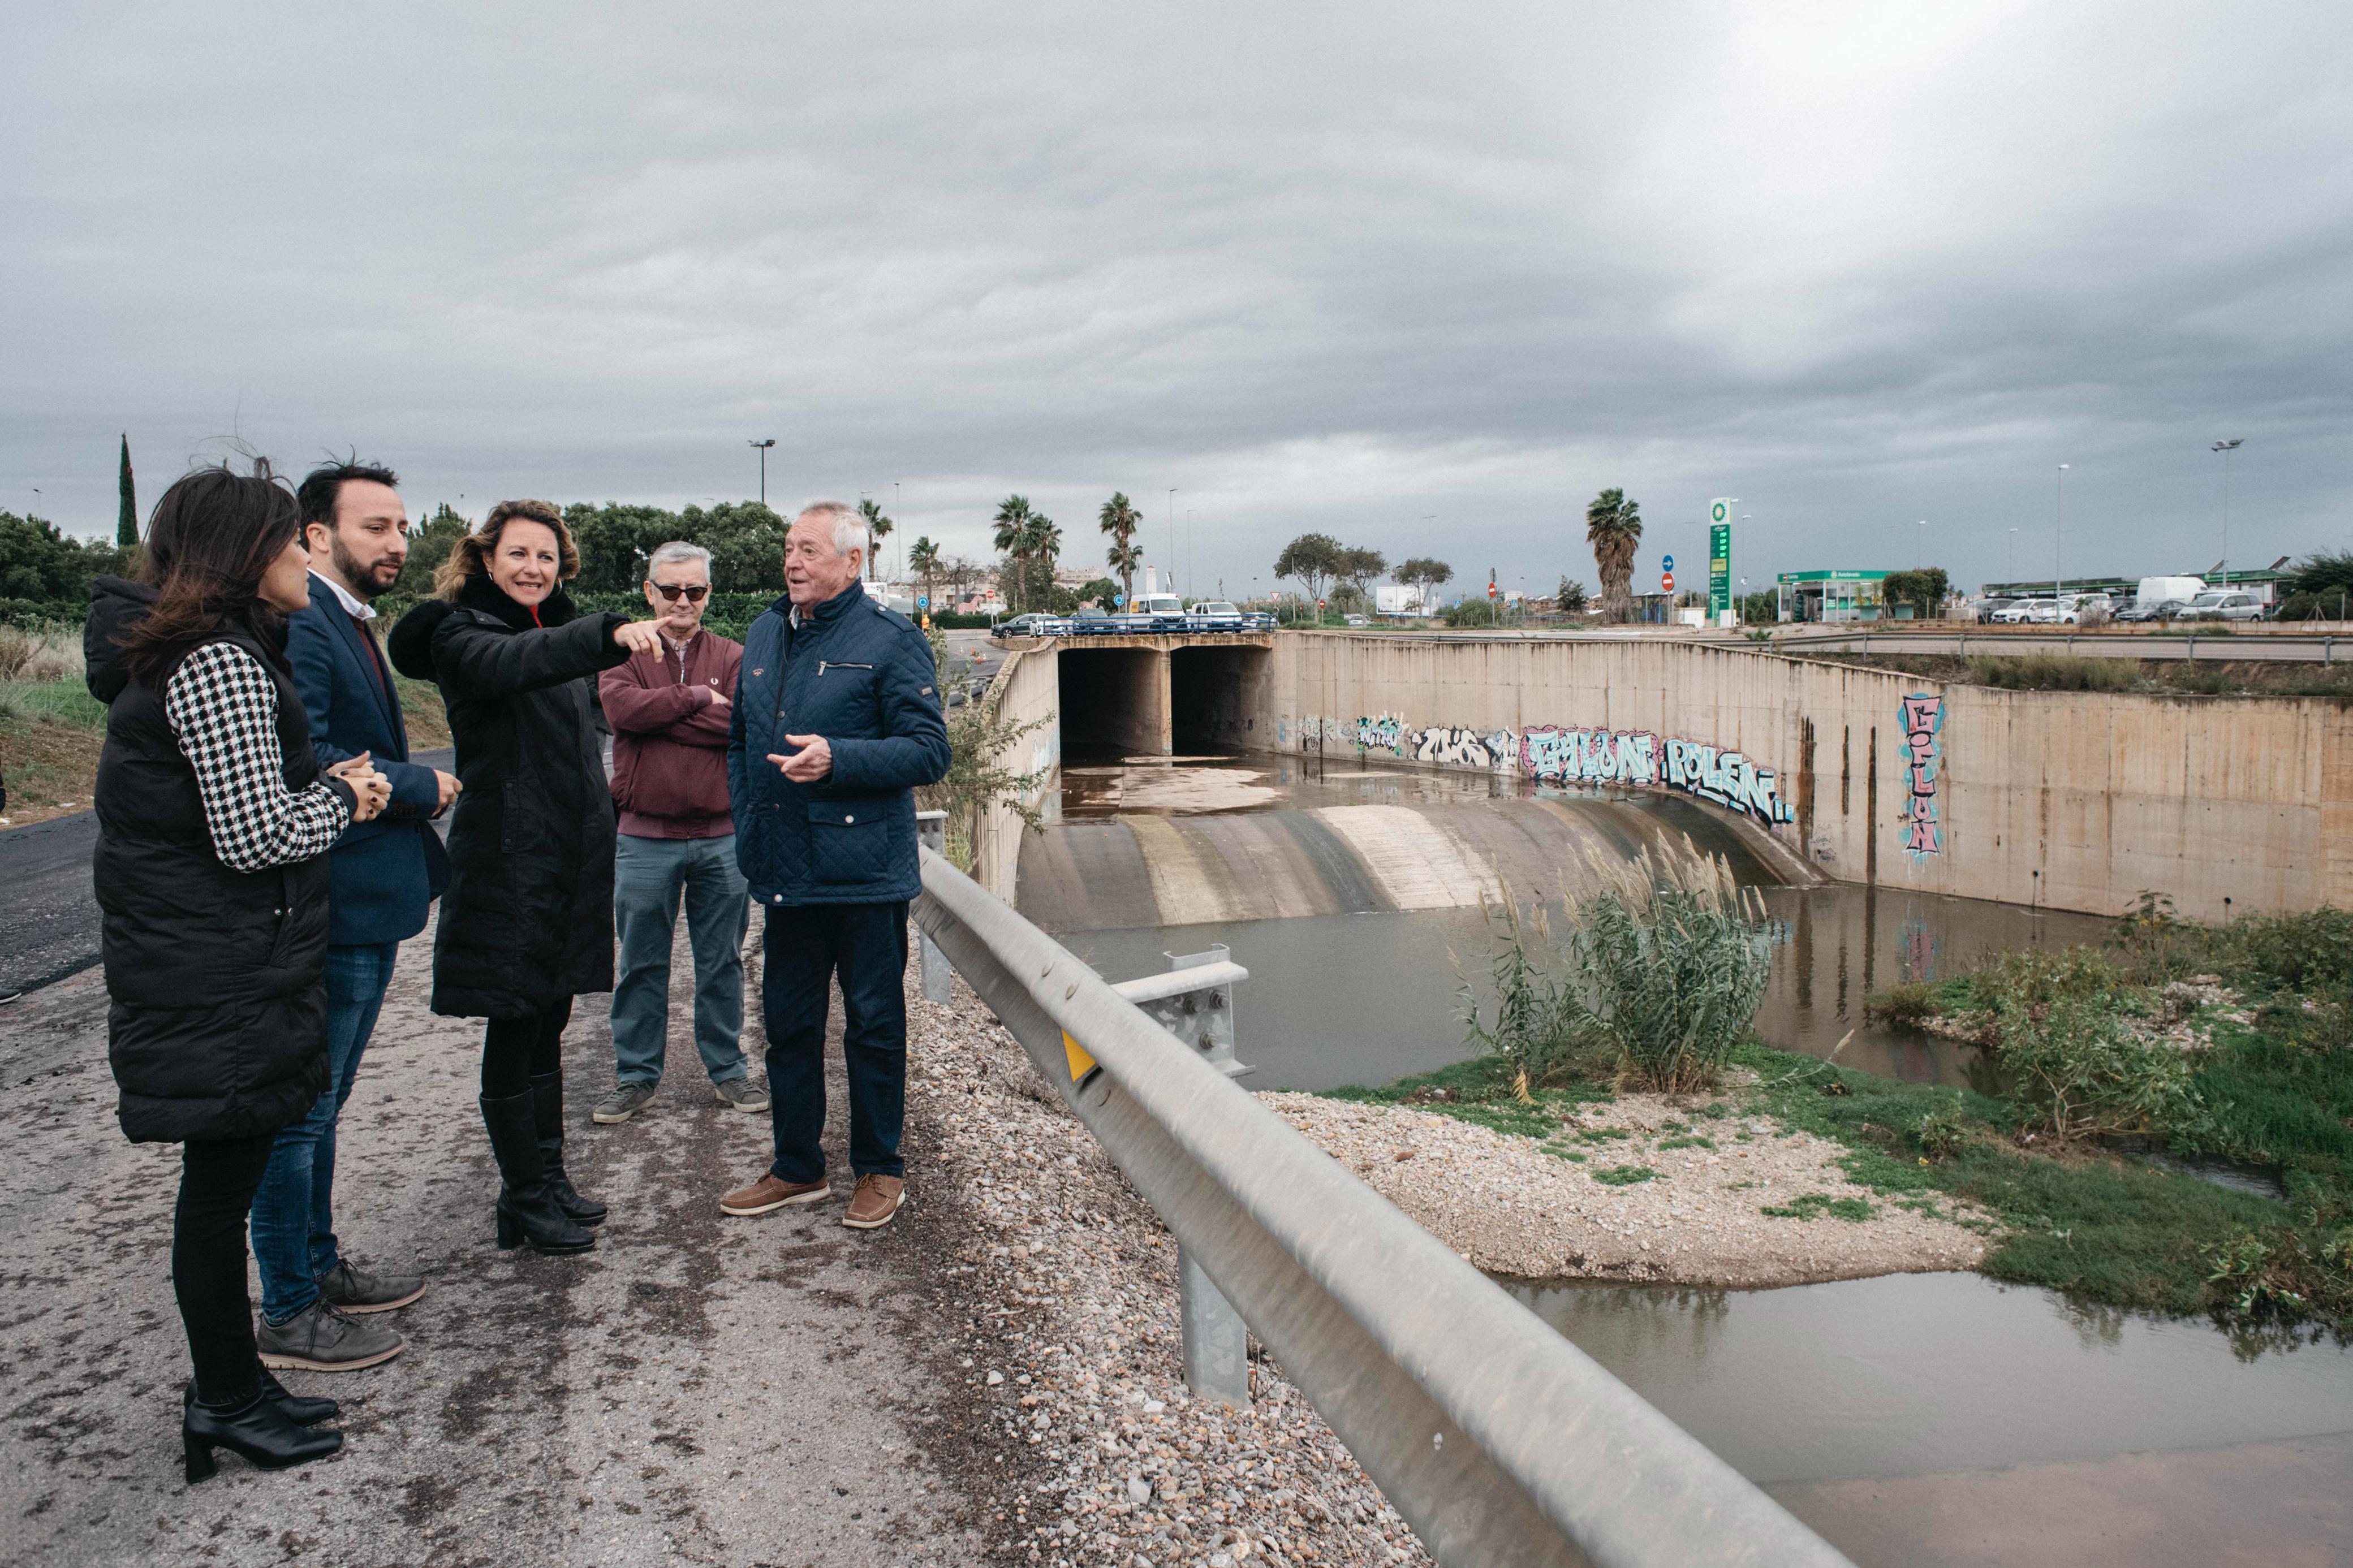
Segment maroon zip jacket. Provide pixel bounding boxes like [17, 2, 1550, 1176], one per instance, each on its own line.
[600, 627, 742, 839]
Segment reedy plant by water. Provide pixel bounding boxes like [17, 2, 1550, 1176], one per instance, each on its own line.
[1460, 843, 1776, 1093]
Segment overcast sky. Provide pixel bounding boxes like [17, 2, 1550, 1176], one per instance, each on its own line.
[6, 2, 2348, 597]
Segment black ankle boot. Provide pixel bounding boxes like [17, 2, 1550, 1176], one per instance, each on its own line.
[184, 1370, 337, 1428]
[182, 1389, 342, 1482]
[480, 1091, 595, 1255]
[528, 1070, 606, 1227]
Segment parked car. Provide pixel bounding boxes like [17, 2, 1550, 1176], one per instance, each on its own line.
[2115, 598, 2188, 623]
[2181, 591, 2266, 623]
[2024, 600, 2080, 625]
[990, 614, 1040, 639]
[1186, 601, 1244, 630]
[1344, 613, 1371, 627]
[1972, 597, 2019, 623]
[1992, 600, 2040, 623]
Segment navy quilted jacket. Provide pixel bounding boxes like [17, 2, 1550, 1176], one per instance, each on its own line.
[727, 582, 950, 906]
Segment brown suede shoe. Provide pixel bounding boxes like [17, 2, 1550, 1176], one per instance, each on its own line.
[842, 1174, 905, 1230]
[719, 1173, 831, 1216]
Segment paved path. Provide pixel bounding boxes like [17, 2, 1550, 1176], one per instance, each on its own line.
[0, 750, 454, 995]
[0, 917, 988, 1567]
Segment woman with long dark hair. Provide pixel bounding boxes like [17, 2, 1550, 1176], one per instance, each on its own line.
[88, 461, 392, 1480]
[389, 501, 660, 1255]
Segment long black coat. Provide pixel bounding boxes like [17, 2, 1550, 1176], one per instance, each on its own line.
[88, 594, 335, 1143]
[389, 577, 628, 1020]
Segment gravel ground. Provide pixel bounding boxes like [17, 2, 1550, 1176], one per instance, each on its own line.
[906, 978, 1436, 1568]
[1257, 1094, 1986, 1289]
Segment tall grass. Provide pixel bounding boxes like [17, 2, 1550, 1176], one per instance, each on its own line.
[1462, 844, 1775, 1092]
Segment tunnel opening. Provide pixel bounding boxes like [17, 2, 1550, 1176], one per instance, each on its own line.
[1057, 646, 1166, 759]
[1171, 644, 1272, 754]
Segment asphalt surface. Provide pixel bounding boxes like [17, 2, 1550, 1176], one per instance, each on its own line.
[0, 749, 454, 995]
[0, 916, 996, 1567]
[1760, 627, 2349, 662]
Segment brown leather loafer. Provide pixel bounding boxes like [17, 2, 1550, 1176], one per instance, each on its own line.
[842, 1174, 905, 1230]
[718, 1172, 830, 1216]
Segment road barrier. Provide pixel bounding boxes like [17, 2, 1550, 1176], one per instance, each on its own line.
[911, 846, 1854, 1568]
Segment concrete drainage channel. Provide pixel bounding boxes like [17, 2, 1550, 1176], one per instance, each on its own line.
[910, 815, 1853, 1568]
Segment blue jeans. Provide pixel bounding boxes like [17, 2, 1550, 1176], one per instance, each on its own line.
[251, 943, 397, 1323]
[611, 833, 752, 1087]
[762, 902, 908, 1182]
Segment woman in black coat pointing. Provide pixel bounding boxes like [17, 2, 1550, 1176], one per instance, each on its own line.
[390, 500, 660, 1255]
[92, 461, 391, 1480]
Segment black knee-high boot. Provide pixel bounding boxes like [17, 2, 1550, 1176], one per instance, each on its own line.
[528, 1070, 606, 1227]
[480, 1091, 594, 1255]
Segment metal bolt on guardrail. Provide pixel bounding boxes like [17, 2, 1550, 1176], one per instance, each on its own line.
[1109, 944, 1254, 1078]
[911, 846, 1854, 1568]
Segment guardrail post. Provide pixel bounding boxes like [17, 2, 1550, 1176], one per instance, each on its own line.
[915, 811, 953, 1003]
[1178, 1245, 1252, 1409]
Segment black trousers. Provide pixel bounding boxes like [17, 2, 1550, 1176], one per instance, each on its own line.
[761, 903, 909, 1182]
[481, 996, 572, 1098]
[175, 1132, 279, 1405]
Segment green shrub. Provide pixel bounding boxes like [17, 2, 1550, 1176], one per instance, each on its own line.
[1592, 1165, 1658, 1186]
[1865, 981, 1940, 1028]
[2222, 908, 2353, 991]
[1994, 993, 2199, 1142]
[1761, 1193, 1875, 1222]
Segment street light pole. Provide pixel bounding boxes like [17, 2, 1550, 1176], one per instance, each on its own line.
[2212, 439, 2242, 589]
[2054, 464, 2069, 603]
[1166, 488, 1177, 597]
[749, 439, 775, 506]
[2008, 528, 2018, 582]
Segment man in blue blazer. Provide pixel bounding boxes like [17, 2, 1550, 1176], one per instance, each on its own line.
[250, 461, 456, 1374]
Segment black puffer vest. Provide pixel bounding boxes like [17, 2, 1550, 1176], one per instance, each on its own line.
[92, 611, 333, 1144]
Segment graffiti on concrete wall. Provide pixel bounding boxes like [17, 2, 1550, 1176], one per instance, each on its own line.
[1323, 711, 1797, 825]
[1522, 725, 1658, 788]
[1412, 725, 1519, 773]
[1662, 738, 1795, 825]
[1897, 693, 1944, 856]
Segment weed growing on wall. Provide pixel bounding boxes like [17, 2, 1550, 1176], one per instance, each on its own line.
[915, 626, 1050, 871]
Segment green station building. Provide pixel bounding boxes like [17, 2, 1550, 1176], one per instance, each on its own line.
[1774, 569, 1893, 623]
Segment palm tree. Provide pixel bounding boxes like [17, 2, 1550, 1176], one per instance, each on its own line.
[909, 535, 940, 616]
[992, 495, 1034, 612]
[1105, 535, 1143, 603]
[1022, 513, 1063, 610]
[1585, 488, 1644, 624]
[857, 497, 893, 581]
[1098, 491, 1143, 606]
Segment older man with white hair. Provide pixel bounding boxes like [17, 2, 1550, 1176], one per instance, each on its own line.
[720, 500, 950, 1231]
[593, 540, 765, 1125]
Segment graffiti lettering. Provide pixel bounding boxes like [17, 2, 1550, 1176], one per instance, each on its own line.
[1897, 693, 1943, 856]
[1410, 725, 1519, 773]
[1516, 724, 1792, 824]
[1355, 712, 1404, 752]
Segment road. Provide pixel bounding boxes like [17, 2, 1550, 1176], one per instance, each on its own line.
[1757, 627, 2348, 663]
[0, 920, 994, 1567]
[0, 749, 454, 995]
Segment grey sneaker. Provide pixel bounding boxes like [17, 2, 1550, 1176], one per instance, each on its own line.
[592, 1082, 658, 1124]
[714, 1075, 770, 1113]
[257, 1299, 405, 1373]
[316, 1257, 424, 1315]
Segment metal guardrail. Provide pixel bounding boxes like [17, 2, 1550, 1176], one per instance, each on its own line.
[989, 611, 1280, 638]
[911, 847, 1852, 1568]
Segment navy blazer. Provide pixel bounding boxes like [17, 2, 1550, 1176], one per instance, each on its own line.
[727, 582, 950, 908]
[287, 574, 449, 945]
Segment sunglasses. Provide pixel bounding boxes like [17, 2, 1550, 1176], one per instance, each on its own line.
[651, 583, 709, 602]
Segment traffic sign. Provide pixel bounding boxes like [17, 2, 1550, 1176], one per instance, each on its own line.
[1662, 571, 1675, 592]
[1114, 593, 1126, 607]
[917, 595, 929, 610]
[1661, 554, 1675, 572]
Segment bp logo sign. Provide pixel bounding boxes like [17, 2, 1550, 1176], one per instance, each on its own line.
[1710, 498, 1731, 526]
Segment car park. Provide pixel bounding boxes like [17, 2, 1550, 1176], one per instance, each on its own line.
[1992, 599, 2040, 623]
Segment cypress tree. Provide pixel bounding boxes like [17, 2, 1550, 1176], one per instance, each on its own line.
[117, 434, 138, 548]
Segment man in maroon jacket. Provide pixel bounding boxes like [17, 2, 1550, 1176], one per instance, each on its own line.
[592, 542, 768, 1124]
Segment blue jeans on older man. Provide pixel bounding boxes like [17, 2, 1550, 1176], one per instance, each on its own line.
[251, 941, 397, 1324]
[611, 833, 752, 1087]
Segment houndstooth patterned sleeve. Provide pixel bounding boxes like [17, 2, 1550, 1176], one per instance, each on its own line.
[164, 641, 352, 873]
